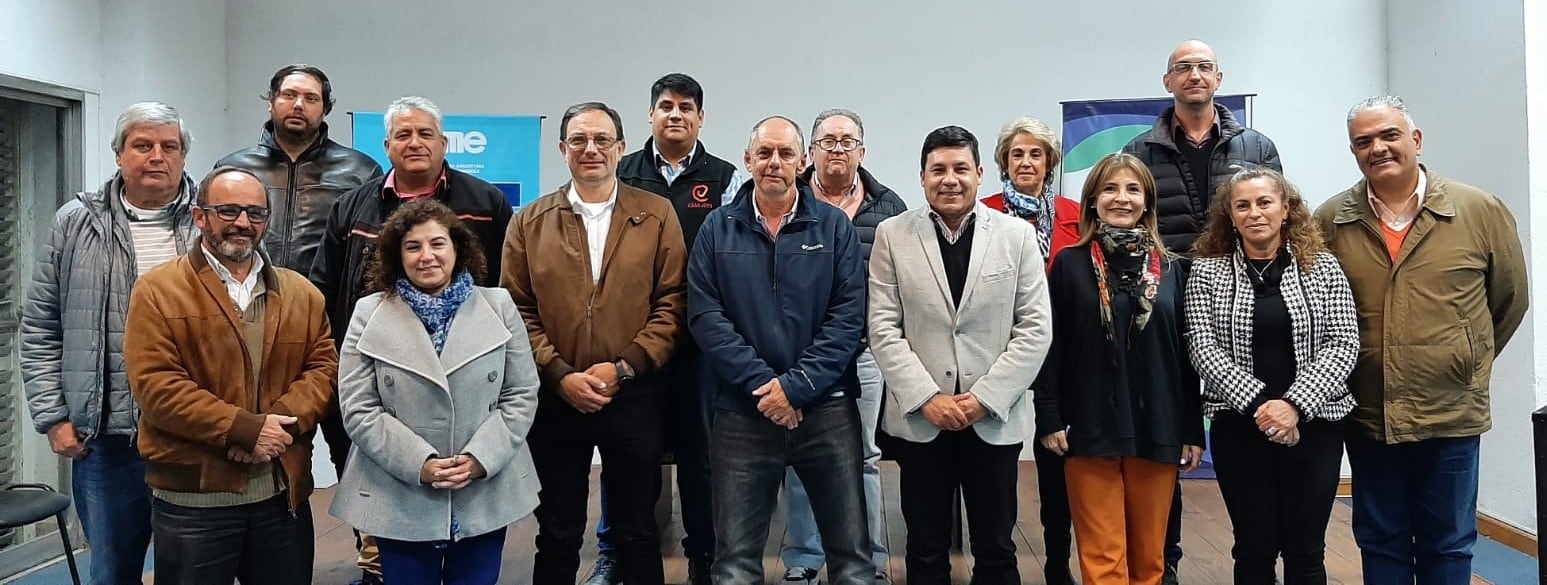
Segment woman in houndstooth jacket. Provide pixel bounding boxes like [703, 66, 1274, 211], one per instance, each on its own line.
[1185, 167, 1358, 585]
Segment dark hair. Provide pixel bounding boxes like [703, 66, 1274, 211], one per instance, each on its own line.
[650, 73, 704, 110]
[196, 166, 265, 205]
[560, 102, 625, 142]
[365, 199, 488, 295]
[919, 125, 980, 171]
[263, 64, 334, 114]
[1193, 167, 1326, 272]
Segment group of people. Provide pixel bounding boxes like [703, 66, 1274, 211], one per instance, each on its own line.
[18, 37, 1526, 585]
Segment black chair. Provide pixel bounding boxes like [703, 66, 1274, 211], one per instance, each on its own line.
[0, 484, 82, 585]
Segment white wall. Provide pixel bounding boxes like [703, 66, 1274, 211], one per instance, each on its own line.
[1388, 0, 1538, 532]
[221, 0, 1384, 207]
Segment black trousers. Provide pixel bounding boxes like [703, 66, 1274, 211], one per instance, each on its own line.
[151, 495, 314, 585]
[1033, 441, 1074, 577]
[1212, 412, 1344, 585]
[894, 428, 1022, 585]
[529, 386, 666, 585]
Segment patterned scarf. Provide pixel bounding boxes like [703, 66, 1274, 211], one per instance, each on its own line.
[1089, 224, 1162, 347]
[1001, 178, 1056, 257]
[395, 270, 475, 355]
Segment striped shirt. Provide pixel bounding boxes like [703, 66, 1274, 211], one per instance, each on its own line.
[120, 193, 181, 276]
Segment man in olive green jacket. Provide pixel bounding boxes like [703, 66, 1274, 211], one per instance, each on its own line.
[1314, 96, 1527, 585]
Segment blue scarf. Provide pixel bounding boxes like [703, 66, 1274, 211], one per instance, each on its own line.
[395, 271, 475, 355]
[1001, 178, 1056, 257]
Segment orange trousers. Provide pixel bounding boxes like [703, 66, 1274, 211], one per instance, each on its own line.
[1064, 456, 1179, 585]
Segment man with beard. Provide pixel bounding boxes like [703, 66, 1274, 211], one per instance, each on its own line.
[124, 167, 337, 584]
[217, 62, 383, 585]
[22, 102, 199, 585]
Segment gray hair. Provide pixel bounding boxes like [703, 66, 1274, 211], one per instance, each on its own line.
[811, 108, 864, 141]
[993, 116, 1062, 187]
[384, 96, 443, 134]
[1347, 95, 1417, 128]
[111, 102, 191, 155]
[196, 166, 265, 206]
[747, 115, 805, 151]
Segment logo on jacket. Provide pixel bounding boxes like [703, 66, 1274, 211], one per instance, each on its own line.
[688, 184, 713, 209]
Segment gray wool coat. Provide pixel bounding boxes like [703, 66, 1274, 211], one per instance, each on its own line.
[330, 286, 541, 542]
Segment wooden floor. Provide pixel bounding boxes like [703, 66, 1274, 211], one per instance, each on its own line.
[280, 462, 1477, 584]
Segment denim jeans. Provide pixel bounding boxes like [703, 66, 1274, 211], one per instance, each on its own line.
[710, 399, 873, 584]
[376, 527, 506, 585]
[780, 350, 888, 573]
[1346, 434, 1480, 585]
[71, 434, 152, 585]
[151, 496, 314, 585]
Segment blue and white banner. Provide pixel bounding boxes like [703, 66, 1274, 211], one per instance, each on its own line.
[1060, 95, 1252, 200]
[351, 113, 542, 208]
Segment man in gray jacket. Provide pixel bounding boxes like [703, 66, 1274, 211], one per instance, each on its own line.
[21, 102, 199, 585]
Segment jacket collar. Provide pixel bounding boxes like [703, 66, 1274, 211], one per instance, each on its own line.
[187, 236, 282, 292]
[355, 289, 511, 392]
[257, 120, 332, 160]
[725, 179, 819, 229]
[798, 165, 896, 211]
[1332, 165, 1453, 224]
[1142, 103, 1246, 150]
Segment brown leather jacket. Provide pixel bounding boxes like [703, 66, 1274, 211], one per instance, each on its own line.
[501, 182, 687, 389]
[124, 242, 338, 509]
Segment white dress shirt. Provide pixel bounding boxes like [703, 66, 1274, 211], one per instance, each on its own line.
[568, 182, 619, 283]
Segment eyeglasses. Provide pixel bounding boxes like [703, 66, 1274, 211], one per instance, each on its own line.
[201, 204, 271, 223]
[813, 138, 863, 152]
[1168, 61, 1218, 75]
[564, 135, 618, 150]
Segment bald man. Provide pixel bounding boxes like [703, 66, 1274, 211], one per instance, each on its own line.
[687, 116, 873, 584]
[1121, 40, 1282, 584]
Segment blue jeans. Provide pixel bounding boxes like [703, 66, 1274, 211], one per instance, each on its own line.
[710, 399, 873, 584]
[781, 350, 887, 573]
[1346, 434, 1480, 585]
[377, 527, 507, 585]
[72, 434, 152, 585]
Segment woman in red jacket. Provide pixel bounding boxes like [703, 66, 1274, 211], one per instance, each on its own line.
[982, 116, 1081, 270]
[980, 115, 1081, 585]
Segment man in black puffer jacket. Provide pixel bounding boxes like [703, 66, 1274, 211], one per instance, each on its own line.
[1123, 40, 1281, 257]
[1121, 39, 1281, 585]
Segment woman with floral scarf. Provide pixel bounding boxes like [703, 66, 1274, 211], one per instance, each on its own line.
[1033, 153, 1204, 585]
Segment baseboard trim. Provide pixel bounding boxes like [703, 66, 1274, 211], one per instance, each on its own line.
[1477, 510, 1537, 558]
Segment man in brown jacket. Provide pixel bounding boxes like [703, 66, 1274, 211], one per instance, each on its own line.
[1315, 96, 1528, 585]
[503, 101, 687, 585]
[125, 166, 338, 585]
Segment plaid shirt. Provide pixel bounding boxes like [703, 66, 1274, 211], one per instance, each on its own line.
[1183, 249, 1359, 421]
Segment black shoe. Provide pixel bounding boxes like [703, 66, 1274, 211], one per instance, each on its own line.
[348, 571, 383, 585]
[584, 551, 623, 585]
[1161, 562, 1179, 585]
[687, 554, 713, 585]
[782, 567, 820, 583]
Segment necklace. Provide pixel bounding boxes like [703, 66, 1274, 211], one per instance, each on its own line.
[1246, 257, 1275, 281]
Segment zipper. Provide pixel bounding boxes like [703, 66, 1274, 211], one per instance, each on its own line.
[284, 162, 299, 264]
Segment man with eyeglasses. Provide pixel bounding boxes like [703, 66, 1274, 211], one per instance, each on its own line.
[216, 64, 383, 584]
[22, 102, 197, 585]
[124, 166, 336, 584]
[582, 73, 746, 585]
[780, 108, 906, 584]
[690, 116, 872, 584]
[505, 102, 687, 585]
[1121, 39, 1282, 585]
[309, 95, 511, 584]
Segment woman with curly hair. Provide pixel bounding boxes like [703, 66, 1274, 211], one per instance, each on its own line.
[1185, 167, 1358, 584]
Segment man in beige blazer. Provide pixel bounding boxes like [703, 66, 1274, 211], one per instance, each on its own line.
[867, 125, 1052, 585]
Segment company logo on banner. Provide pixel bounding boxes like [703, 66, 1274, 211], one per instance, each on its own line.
[1060, 95, 1251, 200]
[351, 113, 542, 208]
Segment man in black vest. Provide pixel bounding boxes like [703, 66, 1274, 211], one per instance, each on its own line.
[597, 73, 746, 585]
[1121, 39, 1282, 585]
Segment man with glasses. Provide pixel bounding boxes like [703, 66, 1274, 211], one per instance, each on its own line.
[124, 166, 336, 584]
[689, 115, 872, 584]
[309, 96, 511, 584]
[585, 73, 746, 585]
[1122, 39, 1282, 584]
[505, 102, 687, 585]
[22, 102, 198, 585]
[216, 64, 383, 584]
[781, 108, 906, 584]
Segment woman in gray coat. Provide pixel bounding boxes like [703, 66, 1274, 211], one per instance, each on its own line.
[331, 198, 540, 584]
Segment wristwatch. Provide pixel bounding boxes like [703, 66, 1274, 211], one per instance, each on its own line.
[615, 359, 635, 382]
